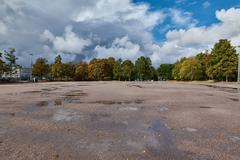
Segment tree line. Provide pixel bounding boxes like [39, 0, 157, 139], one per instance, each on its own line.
[0, 39, 239, 82]
[32, 55, 158, 81]
[170, 39, 238, 82]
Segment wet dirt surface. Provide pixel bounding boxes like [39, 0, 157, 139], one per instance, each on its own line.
[0, 81, 240, 160]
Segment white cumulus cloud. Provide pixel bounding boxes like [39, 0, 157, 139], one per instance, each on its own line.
[150, 8, 240, 65]
[168, 9, 197, 27]
[73, 0, 165, 29]
[94, 36, 140, 60]
[41, 26, 91, 54]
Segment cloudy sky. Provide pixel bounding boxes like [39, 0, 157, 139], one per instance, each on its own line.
[0, 0, 240, 67]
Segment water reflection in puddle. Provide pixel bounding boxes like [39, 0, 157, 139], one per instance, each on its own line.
[183, 128, 198, 132]
[144, 119, 190, 159]
[230, 136, 240, 143]
[159, 107, 169, 112]
[119, 107, 139, 111]
[53, 109, 80, 122]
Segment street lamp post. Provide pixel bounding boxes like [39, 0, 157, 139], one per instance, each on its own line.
[29, 53, 33, 81]
[237, 46, 240, 84]
[236, 47, 240, 98]
[238, 53, 240, 83]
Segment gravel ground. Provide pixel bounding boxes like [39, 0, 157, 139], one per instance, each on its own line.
[0, 81, 239, 160]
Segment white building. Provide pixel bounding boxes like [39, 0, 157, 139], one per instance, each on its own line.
[1, 67, 31, 80]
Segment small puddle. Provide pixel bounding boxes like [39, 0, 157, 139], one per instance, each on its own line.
[36, 101, 49, 107]
[123, 100, 132, 104]
[145, 119, 189, 159]
[230, 136, 240, 143]
[9, 113, 15, 116]
[89, 113, 111, 121]
[119, 107, 139, 111]
[42, 87, 58, 92]
[62, 90, 87, 103]
[21, 100, 62, 117]
[199, 106, 212, 109]
[229, 98, 239, 102]
[35, 100, 63, 108]
[23, 90, 42, 94]
[22, 100, 81, 121]
[0, 112, 16, 117]
[87, 113, 127, 131]
[88, 119, 127, 131]
[32, 114, 53, 120]
[90, 99, 144, 105]
[64, 91, 87, 97]
[53, 109, 80, 122]
[183, 128, 198, 132]
[54, 99, 62, 106]
[91, 100, 118, 105]
[159, 107, 169, 112]
[150, 119, 174, 147]
[134, 99, 144, 104]
[128, 84, 143, 88]
[204, 85, 238, 93]
[77, 84, 89, 87]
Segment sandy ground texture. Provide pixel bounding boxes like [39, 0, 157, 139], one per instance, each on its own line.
[0, 81, 239, 160]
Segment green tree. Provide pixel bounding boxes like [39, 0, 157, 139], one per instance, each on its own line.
[172, 58, 186, 80]
[63, 63, 76, 80]
[3, 48, 18, 78]
[179, 57, 202, 80]
[32, 58, 49, 79]
[55, 55, 62, 64]
[75, 62, 88, 81]
[51, 55, 65, 80]
[0, 52, 7, 75]
[205, 54, 214, 80]
[106, 57, 116, 79]
[150, 66, 158, 81]
[113, 59, 123, 80]
[172, 61, 181, 80]
[122, 60, 135, 81]
[195, 51, 210, 80]
[208, 39, 238, 81]
[135, 56, 152, 80]
[157, 64, 174, 80]
[88, 59, 112, 80]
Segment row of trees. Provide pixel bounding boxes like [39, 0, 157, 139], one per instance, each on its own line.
[32, 55, 158, 81]
[158, 39, 239, 81]
[1, 39, 238, 82]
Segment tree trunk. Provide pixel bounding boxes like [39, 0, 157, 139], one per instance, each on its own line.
[226, 76, 228, 82]
[10, 64, 12, 78]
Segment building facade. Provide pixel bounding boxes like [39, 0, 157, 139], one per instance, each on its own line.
[1, 67, 31, 80]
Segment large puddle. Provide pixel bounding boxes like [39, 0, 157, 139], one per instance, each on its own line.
[61, 90, 88, 103]
[204, 84, 239, 93]
[90, 99, 144, 105]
